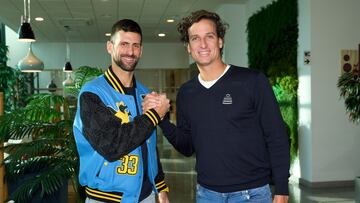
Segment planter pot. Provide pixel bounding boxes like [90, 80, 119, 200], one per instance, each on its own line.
[7, 172, 68, 203]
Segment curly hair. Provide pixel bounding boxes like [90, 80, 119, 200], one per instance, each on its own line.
[177, 10, 229, 44]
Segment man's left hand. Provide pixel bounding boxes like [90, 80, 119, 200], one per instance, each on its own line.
[273, 195, 288, 203]
[158, 191, 170, 203]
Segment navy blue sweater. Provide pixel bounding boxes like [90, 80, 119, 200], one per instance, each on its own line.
[160, 65, 290, 195]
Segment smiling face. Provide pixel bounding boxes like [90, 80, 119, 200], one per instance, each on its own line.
[187, 18, 223, 68]
[107, 30, 142, 72]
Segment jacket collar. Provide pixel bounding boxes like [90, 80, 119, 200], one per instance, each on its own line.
[104, 66, 137, 95]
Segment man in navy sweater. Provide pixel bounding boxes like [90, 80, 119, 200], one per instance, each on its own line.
[143, 10, 290, 203]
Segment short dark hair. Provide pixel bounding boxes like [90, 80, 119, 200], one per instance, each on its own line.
[111, 19, 142, 43]
[177, 10, 228, 45]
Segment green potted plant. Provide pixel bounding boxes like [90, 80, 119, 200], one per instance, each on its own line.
[0, 44, 30, 112]
[337, 69, 360, 124]
[0, 94, 78, 202]
[338, 68, 360, 201]
[0, 65, 103, 202]
[64, 65, 103, 98]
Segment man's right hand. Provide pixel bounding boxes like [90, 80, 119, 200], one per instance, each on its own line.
[142, 92, 170, 120]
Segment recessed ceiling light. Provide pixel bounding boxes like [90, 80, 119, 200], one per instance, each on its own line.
[166, 19, 174, 23]
[35, 17, 44, 21]
[158, 33, 166, 37]
[105, 33, 111, 36]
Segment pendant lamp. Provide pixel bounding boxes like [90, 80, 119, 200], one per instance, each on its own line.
[17, 43, 44, 72]
[18, 0, 35, 42]
[62, 29, 74, 89]
[63, 61, 73, 72]
[62, 73, 74, 87]
[63, 42, 73, 72]
[47, 80, 57, 93]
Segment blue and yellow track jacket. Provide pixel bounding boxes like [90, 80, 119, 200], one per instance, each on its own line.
[73, 68, 168, 203]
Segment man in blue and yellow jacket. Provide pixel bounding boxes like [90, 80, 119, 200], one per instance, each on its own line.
[73, 19, 170, 203]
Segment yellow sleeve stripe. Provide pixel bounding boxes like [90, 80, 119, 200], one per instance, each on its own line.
[155, 180, 165, 187]
[145, 112, 156, 126]
[145, 111, 158, 126]
[155, 180, 169, 193]
[147, 110, 159, 124]
[156, 183, 166, 189]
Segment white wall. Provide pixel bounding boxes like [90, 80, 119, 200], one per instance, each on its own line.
[5, 26, 29, 69]
[310, 0, 360, 183]
[217, 4, 247, 67]
[138, 43, 189, 69]
[298, 0, 312, 182]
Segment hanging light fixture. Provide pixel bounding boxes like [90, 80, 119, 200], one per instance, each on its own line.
[18, 0, 35, 42]
[17, 43, 44, 72]
[63, 26, 73, 72]
[63, 35, 73, 72]
[63, 61, 73, 72]
[62, 73, 74, 87]
[63, 35, 74, 87]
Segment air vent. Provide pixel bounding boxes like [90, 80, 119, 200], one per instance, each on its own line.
[58, 18, 93, 27]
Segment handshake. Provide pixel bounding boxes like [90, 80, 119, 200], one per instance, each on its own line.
[142, 92, 170, 120]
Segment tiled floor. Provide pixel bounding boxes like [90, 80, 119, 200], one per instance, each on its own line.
[159, 145, 355, 203]
[288, 183, 354, 203]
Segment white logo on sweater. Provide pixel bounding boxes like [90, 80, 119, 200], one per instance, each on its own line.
[222, 94, 232, 105]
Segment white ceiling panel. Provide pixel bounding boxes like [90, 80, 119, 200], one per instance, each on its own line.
[141, 0, 169, 17]
[0, 0, 249, 42]
[37, 1, 72, 18]
[166, 0, 197, 14]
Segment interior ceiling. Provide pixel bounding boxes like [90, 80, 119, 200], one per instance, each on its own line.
[0, 0, 248, 43]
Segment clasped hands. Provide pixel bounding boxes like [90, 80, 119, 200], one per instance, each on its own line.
[142, 92, 170, 120]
